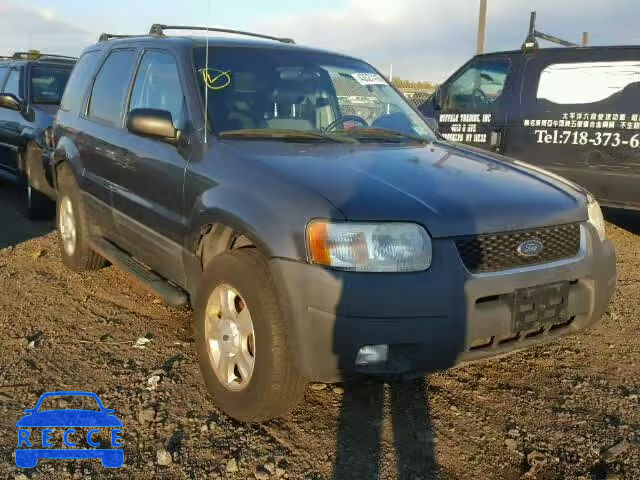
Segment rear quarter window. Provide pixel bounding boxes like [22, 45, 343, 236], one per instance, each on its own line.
[60, 51, 101, 113]
[536, 61, 640, 105]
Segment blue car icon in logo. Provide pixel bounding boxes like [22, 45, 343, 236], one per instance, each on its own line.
[15, 391, 124, 468]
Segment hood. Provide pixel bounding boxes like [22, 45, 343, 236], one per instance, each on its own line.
[217, 139, 588, 238]
[16, 410, 122, 428]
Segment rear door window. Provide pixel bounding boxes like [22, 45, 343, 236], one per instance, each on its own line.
[87, 49, 137, 126]
[30, 66, 72, 104]
[128, 50, 186, 128]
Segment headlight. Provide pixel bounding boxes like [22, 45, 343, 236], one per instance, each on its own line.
[587, 196, 606, 241]
[306, 221, 432, 272]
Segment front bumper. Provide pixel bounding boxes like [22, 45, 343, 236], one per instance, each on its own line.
[270, 223, 616, 383]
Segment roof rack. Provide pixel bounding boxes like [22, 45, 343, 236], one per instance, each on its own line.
[148, 24, 295, 44]
[98, 33, 148, 43]
[11, 52, 77, 61]
[522, 12, 581, 51]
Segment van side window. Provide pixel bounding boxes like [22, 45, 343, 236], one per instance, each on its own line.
[87, 49, 137, 126]
[128, 51, 185, 129]
[444, 59, 510, 111]
[3, 69, 22, 98]
[537, 61, 640, 105]
[60, 51, 101, 113]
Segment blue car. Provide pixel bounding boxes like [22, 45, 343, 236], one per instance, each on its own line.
[15, 391, 123, 468]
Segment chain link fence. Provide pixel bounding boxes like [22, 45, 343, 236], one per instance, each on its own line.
[396, 86, 436, 109]
[332, 74, 436, 120]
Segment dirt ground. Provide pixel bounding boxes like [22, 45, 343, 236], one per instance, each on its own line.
[0, 178, 638, 480]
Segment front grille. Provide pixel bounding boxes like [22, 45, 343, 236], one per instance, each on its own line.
[455, 223, 581, 273]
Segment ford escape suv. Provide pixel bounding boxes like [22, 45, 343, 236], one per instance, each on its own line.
[51, 25, 616, 422]
[0, 52, 76, 218]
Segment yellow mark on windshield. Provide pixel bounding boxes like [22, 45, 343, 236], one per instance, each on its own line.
[200, 68, 232, 90]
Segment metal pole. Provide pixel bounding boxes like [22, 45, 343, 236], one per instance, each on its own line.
[582, 31, 589, 46]
[476, 0, 487, 54]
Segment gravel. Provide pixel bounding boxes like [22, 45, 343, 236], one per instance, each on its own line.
[0, 181, 638, 479]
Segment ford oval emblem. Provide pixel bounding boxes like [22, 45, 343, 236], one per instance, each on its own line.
[517, 238, 544, 257]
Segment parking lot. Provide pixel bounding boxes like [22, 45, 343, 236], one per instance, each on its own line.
[0, 179, 637, 479]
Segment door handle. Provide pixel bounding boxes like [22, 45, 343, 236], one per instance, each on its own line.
[490, 130, 503, 152]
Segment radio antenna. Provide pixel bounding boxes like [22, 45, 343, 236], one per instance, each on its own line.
[204, 0, 210, 144]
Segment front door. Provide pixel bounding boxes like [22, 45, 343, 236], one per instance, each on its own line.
[503, 48, 640, 209]
[111, 49, 192, 287]
[430, 56, 517, 154]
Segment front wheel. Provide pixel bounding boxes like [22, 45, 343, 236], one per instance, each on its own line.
[195, 248, 307, 422]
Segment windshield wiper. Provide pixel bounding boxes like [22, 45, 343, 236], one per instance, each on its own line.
[331, 127, 430, 144]
[219, 129, 357, 144]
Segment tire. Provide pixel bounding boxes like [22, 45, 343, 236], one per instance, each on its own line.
[21, 143, 54, 220]
[195, 248, 307, 422]
[56, 164, 107, 271]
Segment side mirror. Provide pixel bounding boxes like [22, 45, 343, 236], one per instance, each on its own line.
[23, 408, 35, 414]
[127, 108, 180, 144]
[0, 93, 22, 111]
[425, 117, 440, 134]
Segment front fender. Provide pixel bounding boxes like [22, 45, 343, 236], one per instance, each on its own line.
[187, 182, 345, 261]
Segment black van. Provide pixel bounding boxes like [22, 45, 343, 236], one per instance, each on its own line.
[421, 45, 640, 211]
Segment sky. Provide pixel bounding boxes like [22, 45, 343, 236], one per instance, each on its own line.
[1, 0, 638, 82]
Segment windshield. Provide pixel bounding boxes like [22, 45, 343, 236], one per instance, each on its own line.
[193, 46, 434, 143]
[30, 66, 72, 104]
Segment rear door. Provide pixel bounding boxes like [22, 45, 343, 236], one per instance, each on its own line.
[0, 66, 24, 174]
[432, 54, 519, 153]
[78, 48, 139, 231]
[504, 48, 640, 209]
[111, 48, 192, 286]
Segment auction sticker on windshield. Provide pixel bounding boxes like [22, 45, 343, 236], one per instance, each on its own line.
[15, 391, 124, 469]
[351, 72, 387, 86]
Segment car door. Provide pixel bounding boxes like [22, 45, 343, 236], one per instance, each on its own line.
[77, 48, 139, 232]
[427, 55, 519, 154]
[111, 48, 192, 286]
[0, 67, 25, 174]
[503, 48, 640, 209]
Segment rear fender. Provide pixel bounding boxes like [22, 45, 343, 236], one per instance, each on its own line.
[51, 136, 82, 190]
